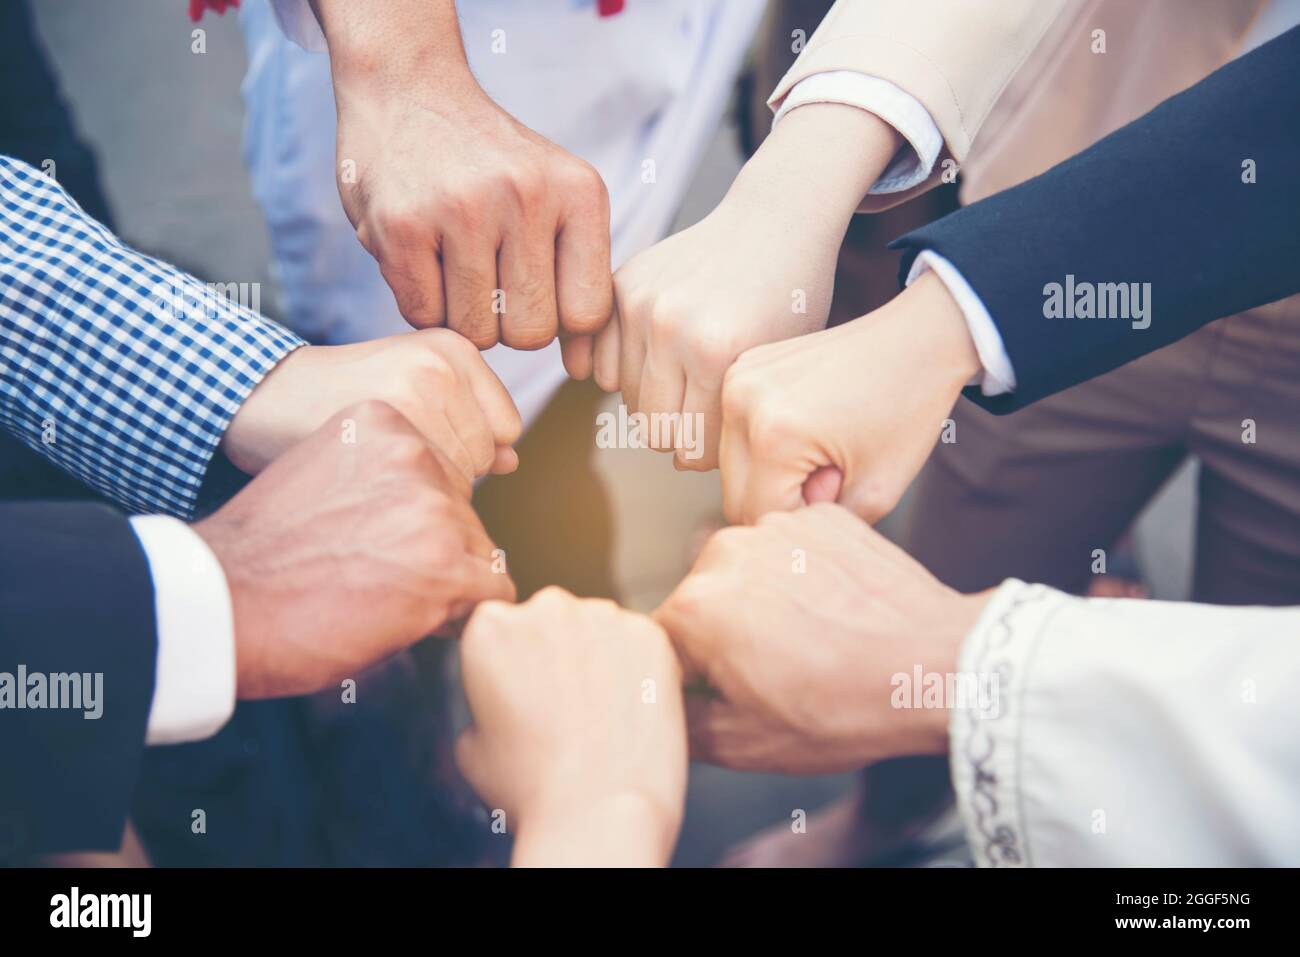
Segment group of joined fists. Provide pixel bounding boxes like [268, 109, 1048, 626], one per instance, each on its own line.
[184, 50, 990, 865]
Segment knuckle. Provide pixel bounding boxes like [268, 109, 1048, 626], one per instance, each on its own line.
[374, 209, 426, 248]
[706, 525, 752, 558]
[440, 179, 495, 226]
[855, 483, 896, 523]
[562, 158, 607, 203]
[530, 584, 573, 608]
[348, 398, 407, 432]
[503, 166, 548, 211]
[501, 318, 556, 351]
[689, 327, 739, 376]
[746, 401, 798, 446]
[387, 433, 434, 472]
[663, 575, 716, 623]
[464, 600, 513, 648]
[561, 302, 611, 336]
[422, 534, 463, 570]
[422, 326, 476, 358]
[646, 304, 682, 344]
[411, 347, 459, 386]
[720, 366, 757, 421]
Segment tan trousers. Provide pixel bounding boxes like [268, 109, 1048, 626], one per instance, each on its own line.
[905, 298, 1300, 606]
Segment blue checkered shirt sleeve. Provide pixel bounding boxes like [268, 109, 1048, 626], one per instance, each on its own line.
[0, 155, 305, 518]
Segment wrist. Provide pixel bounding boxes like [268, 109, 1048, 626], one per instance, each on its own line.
[908, 588, 997, 756]
[512, 791, 680, 868]
[882, 269, 982, 395]
[220, 347, 311, 475]
[316, 0, 477, 100]
[731, 103, 903, 232]
[191, 514, 263, 699]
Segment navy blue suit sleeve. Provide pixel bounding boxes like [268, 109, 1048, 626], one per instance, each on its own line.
[0, 501, 156, 858]
[891, 26, 1300, 414]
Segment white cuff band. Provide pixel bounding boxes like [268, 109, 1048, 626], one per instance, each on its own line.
[129, 515, 237, 745]
[773, 71, 944, 195]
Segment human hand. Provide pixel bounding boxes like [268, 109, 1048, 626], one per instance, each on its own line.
[654, 504, 991, 774]
[581, 104, 902, 469]
[320, 0, 612, 348]
[221, 328, 522, 481]
[456, 588, 686, 867]
[718, 270, 980, 524]
[196, 401, 516, 699]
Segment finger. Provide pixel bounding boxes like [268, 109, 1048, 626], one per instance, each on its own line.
[497, 227, 559, 350]
[378, 247, 446, 330]
[491, 446, 519, 475]
[555, 171, 613, 335]
[455, 511, 508, 567]
[443, 233, 501, 349]
[592, 308, 622, 393]
[561, 332, 594, 380]
[717, 411, 751, 525]
[440, 336, 523, 448]
[447, 554, 518, 619]
[802, 465, 843, 504]
[635, 353, 685, 452]
[413, 410, 477, 483]
[424, 443, 475, 502]
[741, 454, 817, 525]
[432, 357, 497, 477]
[449, 397, 496, 478]
[617, 300, 646, 413]
[673, 379, 718, 472]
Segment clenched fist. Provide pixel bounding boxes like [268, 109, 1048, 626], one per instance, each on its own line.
[654, 504, 989, 774]
[196, 401, 516, 699]
[457, 588, 687, 867]
[719, 271, 980, 524]
[579, 104, 902, 469]
[222, 328, 522, 482]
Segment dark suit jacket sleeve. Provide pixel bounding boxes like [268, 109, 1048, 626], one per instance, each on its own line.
[890, 26, 1300, 414]
[0, 502, 157, 858]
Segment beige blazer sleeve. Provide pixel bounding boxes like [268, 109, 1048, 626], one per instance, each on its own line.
[768, 0, 1069, 211]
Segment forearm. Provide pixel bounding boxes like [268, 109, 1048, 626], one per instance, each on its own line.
[511, 794, 678, 868]
[727, 102, 902, 244]
[891, 26, 1300, 413]
[0, 156, 303, 517]
[768, 0, 1068, 211]
[311, 0, 476, 98]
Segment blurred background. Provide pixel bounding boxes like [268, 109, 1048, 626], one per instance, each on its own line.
[25, 0, 1197, 866]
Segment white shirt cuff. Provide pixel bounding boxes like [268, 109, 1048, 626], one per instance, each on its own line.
[772, 71, 944, 195]
[128, 516, 237, 745]
[947, 578, 1054, 868]
[906, 250, 1016, 396]
[268, 0, 328, 52]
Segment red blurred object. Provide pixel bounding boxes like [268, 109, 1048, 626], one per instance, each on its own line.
[190, 0, 618, 26]
[188, 0, 241, 24]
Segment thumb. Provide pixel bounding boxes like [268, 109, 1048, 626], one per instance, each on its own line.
[490, 445, 519, 475]
[802, 465, 843, 505]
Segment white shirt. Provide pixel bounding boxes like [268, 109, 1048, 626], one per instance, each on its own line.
[952, 580, 1300, 866]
